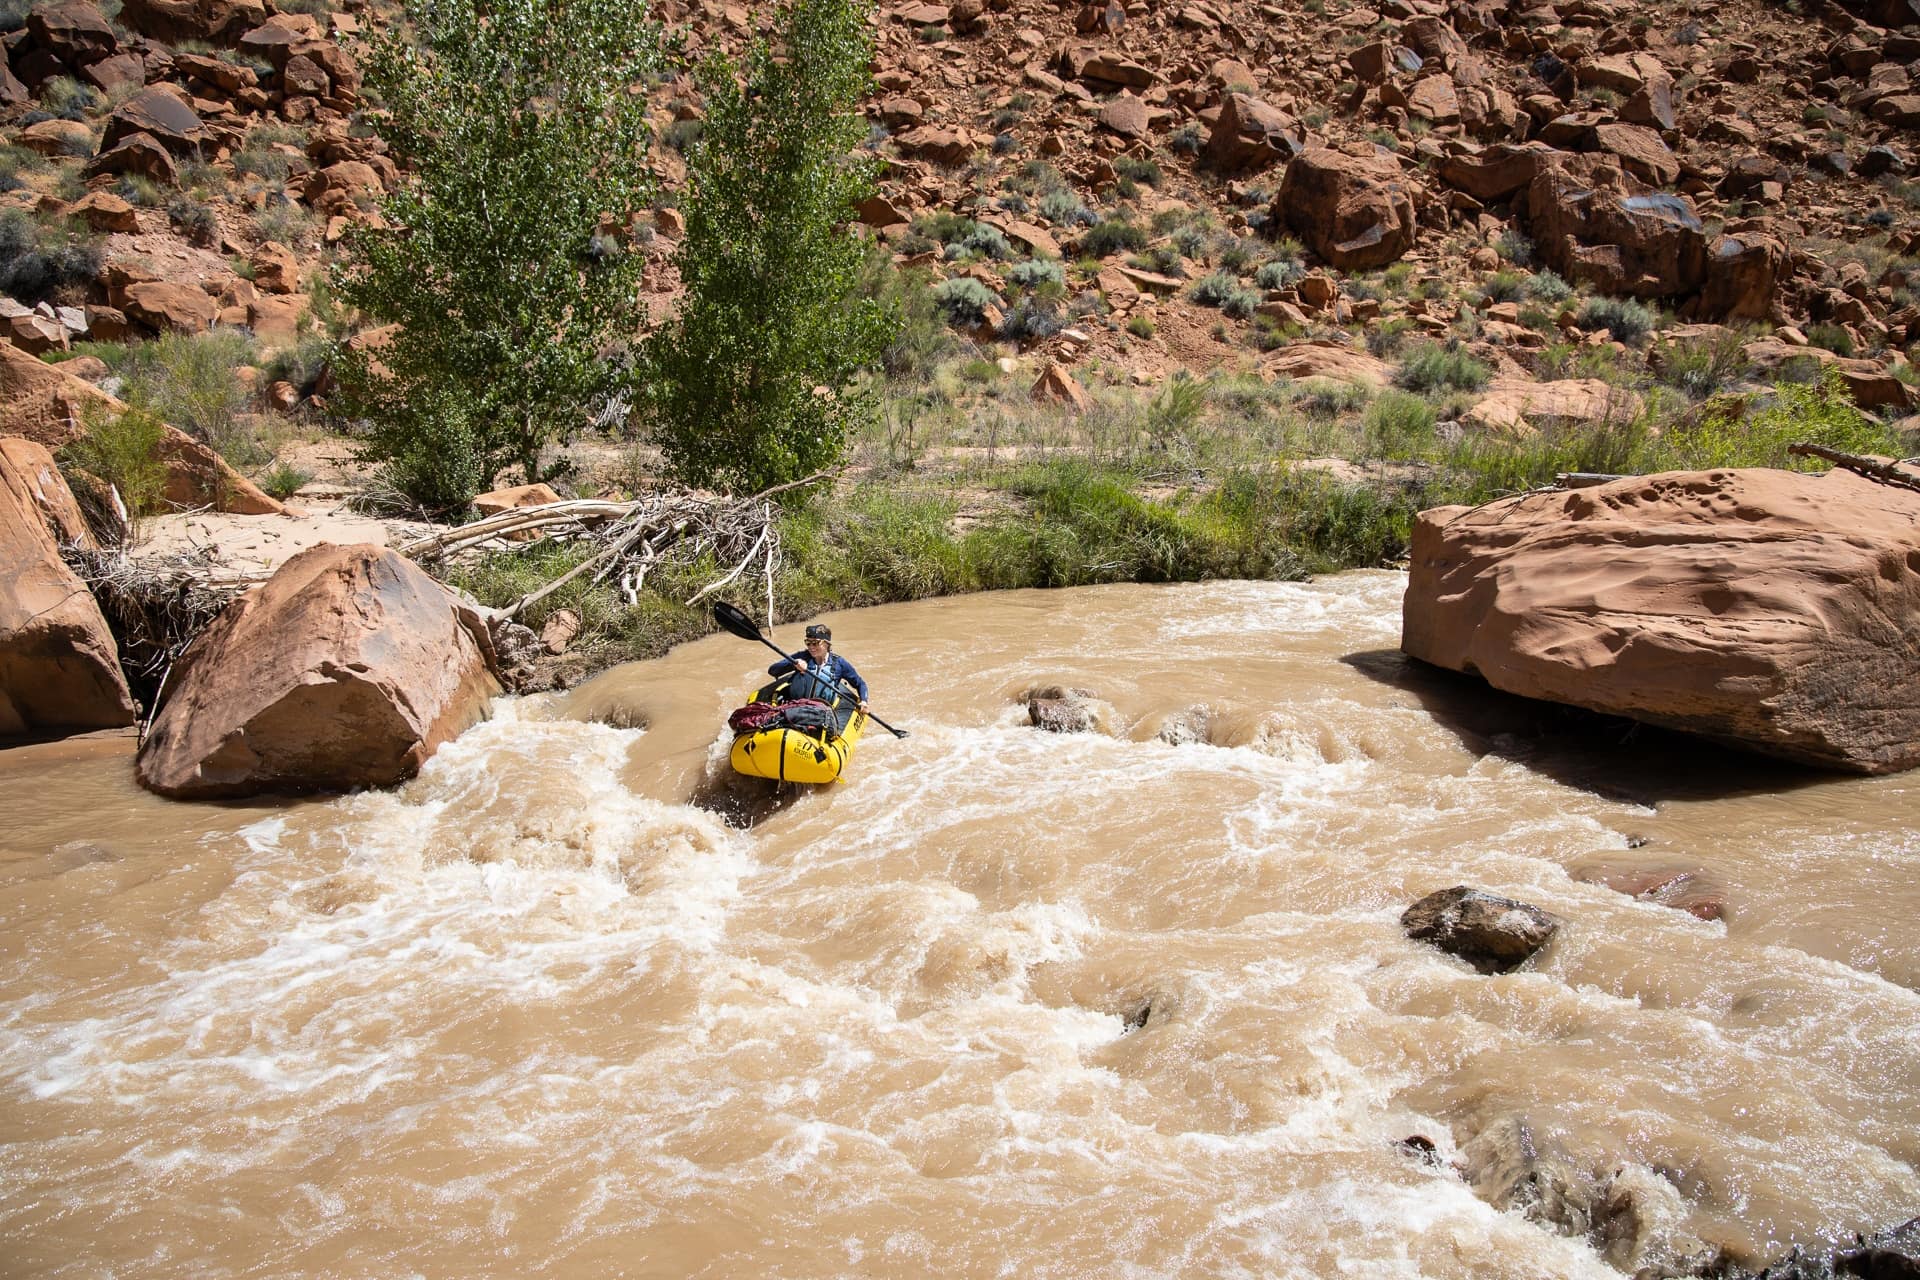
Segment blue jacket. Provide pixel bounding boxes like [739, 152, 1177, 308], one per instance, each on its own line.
[769, 650, 868, 702]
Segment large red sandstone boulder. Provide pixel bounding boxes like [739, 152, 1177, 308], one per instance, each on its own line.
[1693, 232, 1791, 323]
[100, 85, 212, 156]
[1275, 148, 1418, 271]
[1463, 378, 1644, 435]
[1525, 167, 1706, 301]
[136, 544, 504, 798]
[1203, 93, 1305, 174]
[26, 2, 120, 67]
[1402, 467, 1920, 774]
[117, 0, 266, 45]
[0, 438, 137, 737]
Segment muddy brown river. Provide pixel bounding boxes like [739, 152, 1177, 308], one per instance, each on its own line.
[2, 574, 1916, 1278]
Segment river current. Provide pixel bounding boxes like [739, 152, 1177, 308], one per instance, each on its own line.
[2, 573, 1916, 1278]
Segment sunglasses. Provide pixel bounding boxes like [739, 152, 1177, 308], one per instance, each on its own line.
[805, 636, 829, 644]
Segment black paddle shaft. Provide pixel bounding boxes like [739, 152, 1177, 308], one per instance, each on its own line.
[712, 602, 909, 739]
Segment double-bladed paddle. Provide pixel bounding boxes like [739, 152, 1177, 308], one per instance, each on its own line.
[712, 601, 910, 739]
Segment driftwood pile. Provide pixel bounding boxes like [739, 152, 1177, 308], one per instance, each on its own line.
[64, 474, 829, 707]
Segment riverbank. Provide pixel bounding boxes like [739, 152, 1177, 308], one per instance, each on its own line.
[437, 358, 1914, 688]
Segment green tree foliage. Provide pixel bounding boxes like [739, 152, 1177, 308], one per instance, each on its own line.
[333, 0, 657, 511]
[643, 0, 896, 495]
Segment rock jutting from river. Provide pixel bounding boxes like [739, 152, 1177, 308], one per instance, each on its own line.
[0, 436, 137, 736]
[135, 542, 504, 799]
[1399, 466, 1920, 775]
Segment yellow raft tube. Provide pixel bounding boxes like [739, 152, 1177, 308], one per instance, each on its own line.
[727, 691, 868, 785]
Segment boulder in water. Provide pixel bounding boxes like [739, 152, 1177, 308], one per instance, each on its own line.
[136, 543, 503, 798]
[0, 438, 137, 736]
[1401, 467, 1920, 774]
[1460, 1114, 1723, 1274]
[1401, 885, 1559, 973]
[1027, 684, 1098, 733]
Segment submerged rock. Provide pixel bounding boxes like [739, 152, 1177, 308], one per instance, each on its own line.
[1460, 1115, 1723, 1275]
[137, 543, 503, 798]
[1027, 684, 1098, 733]
[1737, 1216, 1920, 1279]
[1400, 885, 1559, 973]
[1401, 467, 1920, 774]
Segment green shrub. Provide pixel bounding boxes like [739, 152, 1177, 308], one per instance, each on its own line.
[165, 193, 219, 246]
[1171, 224, 1206, 258]
[1655, 330, 1751, 399]
[1255, 258, 1303, 290]
[929, 276, 997, 326]
[1080, 216, 1146, 257]
[0, 210, 102, 304]
[1395, 341, 1492, 393]
[947, 222, 1011, 261]
[59, 399, 169, 518]
[1577, 296, 1657, 344]
[1524, 270, 1573, 303]
[111, 329, 264, 466]
[1005, 258, 1065, 291]
[1189, 270, 1259, 318]
[259, 461, 312, 500]
[873, 262, 954, 380]
[999, 294, 1063, 341]
[1481, 271, 1525, 303]
[262, 332, 332, 395]
[1806, 323, 1854, 357]
[252, 194, 309, 247]
[1211, 232, 1264, 274]
[1114, 155, 1161, 186]
[1295, 377, 1370, 418]
[1126, 313, 1154, 338]
[1366, 316, 1414, 359]
[1037, 189, 1093, 226]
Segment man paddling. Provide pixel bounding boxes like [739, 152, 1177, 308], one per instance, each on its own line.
[768, 624, 869, 713]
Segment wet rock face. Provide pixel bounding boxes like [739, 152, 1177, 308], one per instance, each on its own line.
[1401, 467, 1920, 775]
[1400, 885, 1559, 973]
[1736, 1216, 1920, 1279]
[1459, 1115, 1723, 1275]
[136, 544, 503, 798]
[1027, 685, 1097, 733]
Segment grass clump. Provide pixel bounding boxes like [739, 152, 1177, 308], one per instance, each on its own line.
[1649, 367, 1904, 471]
[1654, 330, 1751, 399]
[1363, 389, 1437, 458]
[1395, 341, 1492, 393]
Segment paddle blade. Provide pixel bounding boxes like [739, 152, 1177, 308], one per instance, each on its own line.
[711, 600, 766, 643]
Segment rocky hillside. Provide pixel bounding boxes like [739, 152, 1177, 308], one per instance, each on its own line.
[4, 0, 1920, 477]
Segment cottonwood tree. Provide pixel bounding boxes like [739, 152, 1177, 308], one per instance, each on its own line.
[643, 0, 896, 495]
[333, 0, 657, 511]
